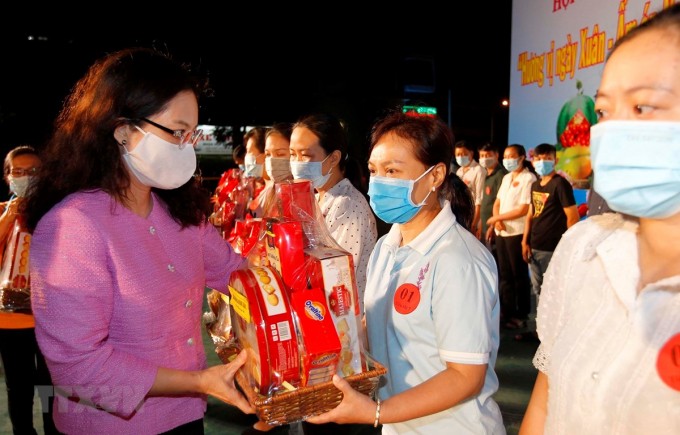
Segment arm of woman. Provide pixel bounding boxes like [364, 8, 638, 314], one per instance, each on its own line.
[307, 362, 487, 425]
[488, 203, 530, 225]
[149, 350, 254, 414]
[519, 371, 549, 435]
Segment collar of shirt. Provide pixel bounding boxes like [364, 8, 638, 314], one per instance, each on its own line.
[589, 214, 680, 311]
[383, 200, 456, 256]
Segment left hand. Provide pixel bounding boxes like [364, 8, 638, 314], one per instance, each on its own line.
[305, 375, 376, 425]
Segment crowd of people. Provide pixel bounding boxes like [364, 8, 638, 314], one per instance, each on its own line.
[0, 3, 678, 435]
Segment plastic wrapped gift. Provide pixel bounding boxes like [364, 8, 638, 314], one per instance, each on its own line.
[204, 179, 387, 426]
[0, 216, 32, 312]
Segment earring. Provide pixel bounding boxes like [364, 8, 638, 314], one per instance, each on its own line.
[121, 140, 127, 145]
[431, 186, 435, 192]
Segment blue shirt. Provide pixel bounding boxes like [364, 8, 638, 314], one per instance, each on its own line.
[364, 201, 504, 434]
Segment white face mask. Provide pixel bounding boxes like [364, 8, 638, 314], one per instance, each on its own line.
[244, 153, 263, 178]
[479, 156, 497, 169]
[9, 175, 32, 197]
[265, 157, 292, 182]
[122, 127, 197, 189]
[290, 154, 332, 189]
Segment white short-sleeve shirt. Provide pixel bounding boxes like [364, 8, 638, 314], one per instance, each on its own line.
[494, 168, 536, 237]
[364, 202, 505, 435]
[456, 160, 486, 206]
[534, 213, 680, 434]
[318, 178, 377, 313]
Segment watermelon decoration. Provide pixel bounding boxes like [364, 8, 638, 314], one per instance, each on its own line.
[555, 80, 597, 186]
[556, 80, 598, 150]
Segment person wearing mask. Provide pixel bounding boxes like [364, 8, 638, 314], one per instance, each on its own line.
[0, 146, 58, 435]
[233, 144, 246, 172]
[289, 113, 377, 314]
[260, 122, 293, 218]
[289, 113, 378, 435]
[518, 143, 579, 342]
[454, 140, 485, 238]
[23, 47, 253, 434]
[245, 123, 294, 435]
[307, 111, 504, 434]
[478, 142, 508, 253]
[487, 144, 537, 330]
[244, 126, 268, 217]
[520, 4, 680, 433]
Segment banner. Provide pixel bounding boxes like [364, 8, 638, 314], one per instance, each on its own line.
[509, 0, 676, 189]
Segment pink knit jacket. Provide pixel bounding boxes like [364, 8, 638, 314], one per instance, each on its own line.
[30, 190, 244, 434]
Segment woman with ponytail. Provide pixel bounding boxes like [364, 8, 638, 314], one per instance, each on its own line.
[487, 144, 537, 330]
[307, 110, 504, 434]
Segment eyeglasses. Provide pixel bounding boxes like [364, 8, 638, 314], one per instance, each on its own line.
[9, 167, 39, 177]
[137, 118, 203, 149]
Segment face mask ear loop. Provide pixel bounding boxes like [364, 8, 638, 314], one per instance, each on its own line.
[407, 165, 435, 207]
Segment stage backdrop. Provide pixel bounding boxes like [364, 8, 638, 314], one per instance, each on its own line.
[509, 0, 675, 195]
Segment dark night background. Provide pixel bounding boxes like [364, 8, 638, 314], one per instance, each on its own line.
[0, 4, 512, 180]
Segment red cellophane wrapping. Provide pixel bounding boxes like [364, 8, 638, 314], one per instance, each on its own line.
[204, 179, 386, 425]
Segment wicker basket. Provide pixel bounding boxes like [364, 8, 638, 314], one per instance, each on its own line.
[218, 349, 387, 425]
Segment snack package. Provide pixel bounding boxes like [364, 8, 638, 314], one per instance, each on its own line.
[273, 180, 366, 376]
[289, 288, 342, 386]
[0, 216, 32, 312]
[229, 266, 300, 394]
[305, 247, 364, 376]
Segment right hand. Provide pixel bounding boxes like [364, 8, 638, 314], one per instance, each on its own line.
[305, 375, 376, 425]
[200, 350, 255, 414]
[522, 242, 532, 263]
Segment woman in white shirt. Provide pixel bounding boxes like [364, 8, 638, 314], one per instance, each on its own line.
[289, 113, 377, 314]
[308, 110, 504, 434]
[520, 4, 680, 433]
[487, 144, 537, 330]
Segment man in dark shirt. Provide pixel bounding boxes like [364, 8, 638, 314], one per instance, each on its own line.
[520, 143, 580, 341]
[478, 143, 507, 247]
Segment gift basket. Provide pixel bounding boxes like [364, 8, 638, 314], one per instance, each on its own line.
[0, 214, 32, 312]
[205, 179, 386, 425]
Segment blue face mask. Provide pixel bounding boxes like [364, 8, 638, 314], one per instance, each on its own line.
[244, 154, 263, 178]
[590, 120, 680, 219]
[455, 155, 470, 167]
[368, 166, 434, 224]
[534, 160, 555, 177]
[503, 158, 520, 172]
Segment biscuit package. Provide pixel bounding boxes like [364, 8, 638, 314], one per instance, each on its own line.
[228, 266, 300, 394]
[0, 216, 32, 312]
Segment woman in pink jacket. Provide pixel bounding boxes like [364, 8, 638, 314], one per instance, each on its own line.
[24, 48, 253, 435]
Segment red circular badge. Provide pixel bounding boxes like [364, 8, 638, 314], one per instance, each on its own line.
[393, 283, 420, 314]
[657, 333, 680, 391]
[485, 186, 491, 195]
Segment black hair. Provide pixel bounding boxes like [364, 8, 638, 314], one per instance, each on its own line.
[4, 145, 39, 177]
[369, 110, 474, 231]
[293, 113, 366, 192]
[243, 126, 267, 154]
[23, 47, 210, 231]
[609, 3, 680, 58]
[505, 144, 538, 177]
[534, 143, 556, 157]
